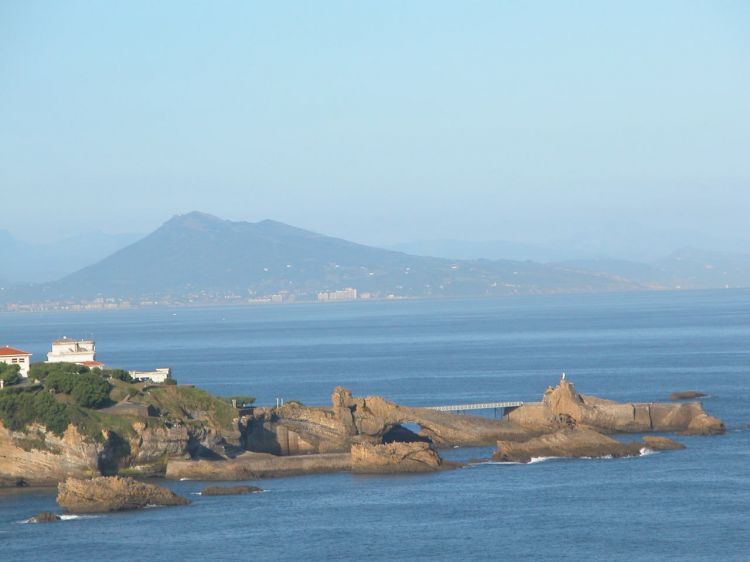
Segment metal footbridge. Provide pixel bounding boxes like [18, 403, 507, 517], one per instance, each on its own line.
[423, 401, 524, 417]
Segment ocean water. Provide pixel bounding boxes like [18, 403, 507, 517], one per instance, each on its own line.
[1, 290, 749, 561]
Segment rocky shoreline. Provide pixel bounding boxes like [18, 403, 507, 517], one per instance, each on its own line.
[1, 377, 725, 512]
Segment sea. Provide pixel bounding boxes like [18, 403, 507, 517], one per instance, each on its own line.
[1, 290, 748, 561]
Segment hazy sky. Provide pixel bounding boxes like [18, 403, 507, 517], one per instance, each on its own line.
[1, 1, 748, 249]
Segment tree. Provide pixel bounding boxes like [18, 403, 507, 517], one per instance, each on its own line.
[44, 371, 111, 409]
[70, 374, 111, 409]
[0, 363, 21, 386]
[30, 362, 89, 382]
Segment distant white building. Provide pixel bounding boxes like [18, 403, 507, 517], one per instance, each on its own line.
[47, 338, 97, 364]
[129, 368, 172, 383]
[317, 288, 358, 302]
[0, 346, 32, 378]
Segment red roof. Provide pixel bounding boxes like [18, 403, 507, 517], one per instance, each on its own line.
[0, 346, 31, 356]
[77, 361, 105, 367]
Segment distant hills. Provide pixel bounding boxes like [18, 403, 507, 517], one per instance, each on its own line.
[0, 229, 141, 284]
[1, 212, 748, 308]
[1, 212, 644, 305]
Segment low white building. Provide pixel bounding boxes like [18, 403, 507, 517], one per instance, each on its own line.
[129, 368, 172, 383]
[0, 346, 32, 378]
[47, 338, 97, 364]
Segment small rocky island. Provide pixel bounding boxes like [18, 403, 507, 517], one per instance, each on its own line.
[0, 371, 725, 500]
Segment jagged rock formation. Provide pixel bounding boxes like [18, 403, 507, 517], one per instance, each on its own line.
[201, 485, 263, 496]
[166, 451, 352, 480]
[507, 379, 724, 435]
[351, 442, 448, 474]
[242, 387, 519, 455]
[57, 476, 190, 513]
[493, 428, 685, 463]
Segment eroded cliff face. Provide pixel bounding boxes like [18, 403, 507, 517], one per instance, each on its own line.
[0, 418, 241, 486]
[508, 379, 725, 435]
[0, 422, 105, 486]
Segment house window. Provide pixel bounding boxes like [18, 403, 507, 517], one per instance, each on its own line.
[18, 358, 25, 363]
[11, 358, 18, 363]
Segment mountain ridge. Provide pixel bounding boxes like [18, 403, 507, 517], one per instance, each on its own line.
[1, 212, 645, 305]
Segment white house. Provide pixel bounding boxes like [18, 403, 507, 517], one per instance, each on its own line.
[47, 338, 97, 364]
[0, 346, 32, 378]
[129, 368, 172, 383]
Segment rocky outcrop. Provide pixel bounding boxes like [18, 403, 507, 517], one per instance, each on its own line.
[166, 451, 352, 481]
[669, 391, 707, 401]
[351, 442, 450, 473]
[57, 476, 190, 513]
[28, 512, 61, 523]
[494, 428, 640, 463]
[493, 428, 686, 463]
[242, 387, 524, 455]
[507, 379, 724, 435]
[641, 436, 685, 450]
[0, 422, 106, 486]
[201, 485, 263, 496]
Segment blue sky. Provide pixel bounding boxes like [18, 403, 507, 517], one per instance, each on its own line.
[1, 1, 748, 251]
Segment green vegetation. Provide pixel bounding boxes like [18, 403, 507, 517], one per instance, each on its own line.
[44, 371, 112, 408]
[0, 363, 21, 386]
[0, 388, 71, 436]
[28, 361, 88, 381]
[0, 363, 243, 443]
[228, 395, 256, 406]
[94, 367, 133, 382]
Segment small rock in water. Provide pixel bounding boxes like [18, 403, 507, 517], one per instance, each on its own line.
[29, 512, 61, 523]
[200, 485, 264, 496]
[668, 391, 707, 401]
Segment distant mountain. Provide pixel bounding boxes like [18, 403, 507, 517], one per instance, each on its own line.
[388, 239, 563, 262]
[0, 229, 142, 283]
[557, 248, 750, 289]
[5, 212, 643, 304]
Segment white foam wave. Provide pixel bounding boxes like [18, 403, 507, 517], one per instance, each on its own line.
[179, 478, 192, 481]
[20, 514, 97, 524]
[639, 447, 658, 456]
[528, 456, 556, 463]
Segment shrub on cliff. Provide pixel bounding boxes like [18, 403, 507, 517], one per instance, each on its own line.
[44, 372, 112, 409]
[0, 389, 70, 435]
[0, 364, 21, 386]
[29, 362, 89, 382]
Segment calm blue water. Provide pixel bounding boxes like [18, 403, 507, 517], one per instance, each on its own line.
[1, 290, 749, 561]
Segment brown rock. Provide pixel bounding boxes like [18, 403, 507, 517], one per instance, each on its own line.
[28, 512, 61, 523]
[684, 413, 725, 435]
[493, 428, 644, 463]
[57, 476, 190, 513]
[668, 391, 707, 401]
[641, 436, 685, 450]
[167, 451, 352, 480]
[508, 379, 725, 435]
[0, 423, 106, 486]
[351, 442, 450, 474]
[200, 485, 263, 496]
[242, 387, 533, 455]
